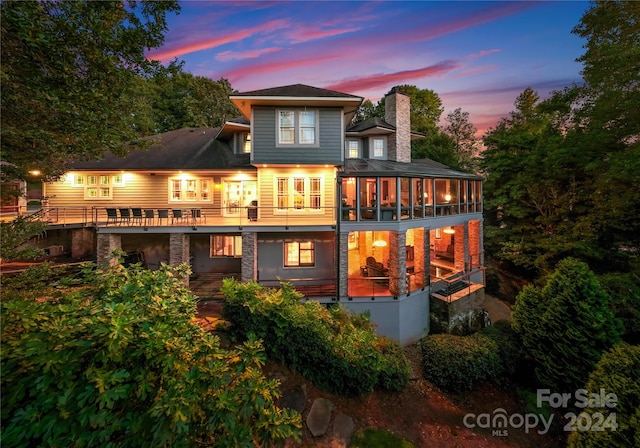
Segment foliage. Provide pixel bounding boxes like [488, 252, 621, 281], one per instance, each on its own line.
[480, 1, 640, 276]
[597, 268, 640, 344]
[1, 260, 301, 448]
[567, 343, 640, 448]
[1, 0, 181, 181]
[442, 107, 480, 173]
[512, 258, 622, 393]
[481, 320, 526, 377]
[145, 73, 239, 134]
[419, 333, 502, 392]
[349, 428, 417, 448]
[221, 279, 410, 397]
[0, 217, 48, 261]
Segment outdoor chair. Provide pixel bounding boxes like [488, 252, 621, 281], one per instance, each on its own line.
[171, 209, 186, 225]
[156, 209, 169, 225]
[143, 209, 155, 226]
[131, 208, 143, 226]
[106, 208, 118, 226]
[190, 208, 205, 225]
[118, 208, 132, 225]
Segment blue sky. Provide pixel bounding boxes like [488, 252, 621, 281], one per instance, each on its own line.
[149, 1, 590, 135]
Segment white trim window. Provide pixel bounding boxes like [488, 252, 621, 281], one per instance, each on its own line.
[371, 137, 385, 158]
[284, 241, 315, 267]
[79, 174, 124, 200]
[169, 178, 212, 202]
[277, 109, 318, 146]
[276, 176, 322, 211]
[210, 235, 242, 257]
[346, 140, 360, 158]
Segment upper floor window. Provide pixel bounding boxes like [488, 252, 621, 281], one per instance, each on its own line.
[242, 133, 252, 153]
[372, 137, 385, 158]
[346, 140, 360, 158]
[277, 109, 318, 146]
[169, 178, 211, 202]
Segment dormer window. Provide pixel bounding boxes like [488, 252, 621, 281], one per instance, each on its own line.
[372, 137, 385, 158]
[243, 133, 251, 153]
[346, 140, 360, 158]
[277, 109, 318, 146]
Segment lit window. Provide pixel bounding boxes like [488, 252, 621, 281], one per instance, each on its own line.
[169, 178, 213, 203]
[284, 241, 315, 267]
[276, 177, 322, 211]
[210, 235, 242, 257]
[73, 175, 85, 186]
[277, 178, 289, 210]
[278, 109, 317, 145]
[347, 140, 359, 158]
[87, 175, 97, 186]
[243, 133, 252, 153]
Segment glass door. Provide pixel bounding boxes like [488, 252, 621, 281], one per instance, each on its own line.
[223, 180, 256, 217]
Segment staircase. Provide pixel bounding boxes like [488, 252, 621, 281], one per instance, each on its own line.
[189, 272, 241, 300]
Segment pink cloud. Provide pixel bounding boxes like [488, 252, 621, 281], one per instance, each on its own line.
[216, 47, 281, 61]
[325, 61, 460, 94]
[284, 25, 361, 44]
[467, 49, 501, 59]
[147, 19, 290, 62]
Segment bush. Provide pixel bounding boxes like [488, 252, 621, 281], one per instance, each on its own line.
[481, 319, 526, 377]
[1, 261, 301, 448]
[221, 279, 409, 397]
[567, 343, 640, 448]
[419, 333, 502, 392]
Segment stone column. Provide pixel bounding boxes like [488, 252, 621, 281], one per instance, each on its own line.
[72, 228, 95, 259]
[169, 233, 190, 284]
[338, 232, 349, 298]
[468, 220, 481, 268]
[241, 232, 257, 282]
[388, 231, 407, 296]
[96, 233, 121, 266]
[413, 228, 427, 288]
[454, 224, 467, 272]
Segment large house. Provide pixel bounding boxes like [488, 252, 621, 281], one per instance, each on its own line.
[37, 84, 484, 345]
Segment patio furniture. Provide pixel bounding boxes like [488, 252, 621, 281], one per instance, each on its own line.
[247, 200, 258, 221]
[143, 209, 155, 226]
[118, 208, 131, 225]
[171, 209, 186, 225]
[190, 208, 205, 225]
[106, 208, 118, 226]
[131, 208, 143, 226]
[157, 209, 169, 225]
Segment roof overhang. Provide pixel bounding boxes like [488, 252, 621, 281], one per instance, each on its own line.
[230, 95, 363, 121]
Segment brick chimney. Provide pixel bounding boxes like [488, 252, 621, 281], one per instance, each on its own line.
[385, 88, 411, 163]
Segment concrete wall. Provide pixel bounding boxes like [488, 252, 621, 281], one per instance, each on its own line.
[342, 289, 429, 346]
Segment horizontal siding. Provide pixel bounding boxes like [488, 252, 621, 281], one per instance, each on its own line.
[252, 107, 343, 165]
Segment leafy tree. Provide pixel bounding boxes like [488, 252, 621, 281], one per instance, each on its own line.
[567, 343, 640, 448]
[146, 73, 238, 134]
[0, 0, 181, 181]
[442, 107, 480, 172]
[351, 99, 383, 125]
[0, 217, 47, 261]
[1, 260, 301, 447]
[512, 258, 622, 393]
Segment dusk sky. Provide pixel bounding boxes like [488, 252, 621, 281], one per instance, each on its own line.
[148, 1, 591, 135]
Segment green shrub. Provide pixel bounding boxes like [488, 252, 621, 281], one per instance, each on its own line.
[481, 319, 526, 376]
[1, 262, 301, 448]
[221, 279, 409, 397]
[567, 343, 640, 448]
[419, 333, 502, 392]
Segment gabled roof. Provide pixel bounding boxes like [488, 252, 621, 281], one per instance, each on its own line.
[230, 84, 363, 123]
[71, 128, 253, 171]
[342, 158, 481, 179]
